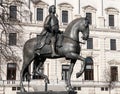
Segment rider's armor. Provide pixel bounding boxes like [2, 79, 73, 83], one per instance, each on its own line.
[36, 5, 59, 57]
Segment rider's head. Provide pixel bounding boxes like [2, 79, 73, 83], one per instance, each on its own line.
[49, 5, 56, 14]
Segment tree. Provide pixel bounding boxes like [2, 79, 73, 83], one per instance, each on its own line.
[0, 0, 29, 79]
[104, 68, 116, 94]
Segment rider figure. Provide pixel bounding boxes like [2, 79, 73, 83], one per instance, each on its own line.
[36, 5, 59, 57]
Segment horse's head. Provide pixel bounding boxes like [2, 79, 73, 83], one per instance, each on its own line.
[79, 17, 89, 40]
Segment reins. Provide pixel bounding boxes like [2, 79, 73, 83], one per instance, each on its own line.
[63, 34, 85, 44]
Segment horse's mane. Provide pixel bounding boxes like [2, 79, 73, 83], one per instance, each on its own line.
[65, 18, 82, 32]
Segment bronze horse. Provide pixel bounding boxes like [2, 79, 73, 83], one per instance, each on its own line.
[20, 17, 89, 91]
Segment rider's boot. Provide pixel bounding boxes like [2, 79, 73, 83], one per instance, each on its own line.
[51, 38, 57, 57]
[51, 43, 57, 57]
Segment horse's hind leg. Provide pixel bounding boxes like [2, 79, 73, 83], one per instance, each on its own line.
[33, 57, 49, 83]
[20, 58, 33, 92]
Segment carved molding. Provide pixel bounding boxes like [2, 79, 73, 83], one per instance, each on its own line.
[105, 7, 119, 14]
[107, 59, 120, 65]
[58, 2, 73, 9]
[82, 5, 97, 12]
[32, 0, 48, 6]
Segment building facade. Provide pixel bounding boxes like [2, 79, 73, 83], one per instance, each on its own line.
[0, 0, 120, 94]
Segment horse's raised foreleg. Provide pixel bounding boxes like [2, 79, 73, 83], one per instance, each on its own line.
[66, 52, 85, 79]
[76, 56, 87, 78]
[76, 57, 93, 78]
[76, 58, 86, 78]
[66, 59, 76, 91]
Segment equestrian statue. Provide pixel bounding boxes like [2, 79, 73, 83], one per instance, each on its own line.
[20, 5, 90, 92]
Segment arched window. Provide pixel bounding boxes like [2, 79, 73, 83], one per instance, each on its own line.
[84, 57, 94, 80]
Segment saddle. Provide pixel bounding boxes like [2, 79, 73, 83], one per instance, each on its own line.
[35, 32, 63, 54]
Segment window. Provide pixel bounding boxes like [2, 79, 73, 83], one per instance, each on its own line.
[111, 66, 118, 81]
[83, 5, 96, 27]
[7, 63, 16, 80]
[101, 87, 104, 91]
[87, 38, 93, 49]
[110, 39, 116, 50]
[101, 87, 108, 91]
[12, 87, 16, 91]
[62, 10, 68, 23]
[105, 87, 108, 91]
[37, 8, 43, 21]
[86, 13, 92, 25]
[73, 87, 81, 91]
[33, 62, 44, 79]
[62, 65, 69, 80]
[84, 57, 94, 80]
[10, 6, 17, 20]
[109, 15, 114, 26]
[105, 7, 119, 28]
[9, 33, 17, 45]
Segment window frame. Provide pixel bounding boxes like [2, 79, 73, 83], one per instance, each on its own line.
[86, 12, 92, 25]
[36, 8, 43, 21]
[62, 10, 68, 23]
[33, 1, 48, 24]
[110, 39, 116, 50]
[62, 65, 69, 80]
[110, 66, 118, 81]
[109, 15, 114, 26]
[7, 63, 17, 80]
[82, 5, 96, 28]
[9, 33, 17, 46]
[9, 5, 17, 20]
[58, 3, 73, 26]
[87, 38, 93, 49]
[105, 7, 119, 29]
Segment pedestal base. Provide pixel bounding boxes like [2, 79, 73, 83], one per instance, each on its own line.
[17, 91, 77, 94]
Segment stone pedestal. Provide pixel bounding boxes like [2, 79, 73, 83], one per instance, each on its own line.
[17, 91, 77, 94]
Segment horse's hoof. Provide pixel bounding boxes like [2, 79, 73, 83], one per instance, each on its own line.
[47, 80, 50, 84]
[44, 79, 50, 84]
[66, 86, 73, 91]
[76, 72, 82, 78]
[20, 88, 27, 92]
[68, 87, 74, 92]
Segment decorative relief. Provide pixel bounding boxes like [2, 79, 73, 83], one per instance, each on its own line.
[82, 5, 97, 13]
[105, 7, 119, 14]
[108, 59, 120, 65]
